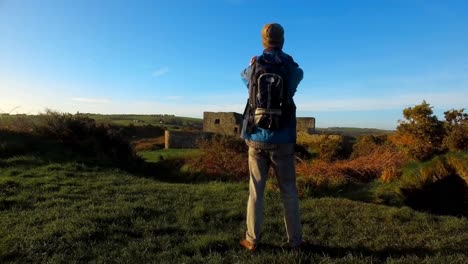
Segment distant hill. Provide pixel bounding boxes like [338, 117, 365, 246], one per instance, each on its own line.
[1, 113, 393, 137]
[315, 127, 394, 137]
[85, 114, 203, 130]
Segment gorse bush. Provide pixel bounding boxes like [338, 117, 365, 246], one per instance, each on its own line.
[351, 134, 389, 159]
[392, 101, 445, 161]
[443, 108, 468, 152]
[392, 101, 468, 161]
[0, 110, 142, 169]
[318, 135, 353, 162]
[318, 136, 343, 162]
[189, 135, 248, 181]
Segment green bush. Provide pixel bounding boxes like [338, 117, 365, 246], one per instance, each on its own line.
[1, 110, 142, 169]
[351, 134, 388, 159]
[189, 135, 248, 181]
[442, 109, 468, 152]
[392, 101, 445, 161]
[318, 135, 352, 162]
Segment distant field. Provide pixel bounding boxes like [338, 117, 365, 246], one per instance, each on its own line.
[1, 113, 397, 136]
[88, 114, 203, 128]
[1, 155, 467, 263]
[315, 127, 394, 137]
[0, 113, 203, 131]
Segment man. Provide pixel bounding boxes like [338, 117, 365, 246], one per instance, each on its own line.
[240, 23, 304, 251]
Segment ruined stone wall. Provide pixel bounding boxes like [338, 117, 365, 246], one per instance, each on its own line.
[203, 112, 243, 136]
[297, 117, 315, 134]
[164, 113, 316, 149]
[165, 130, 213, 149]
[203, 112, 315, 136]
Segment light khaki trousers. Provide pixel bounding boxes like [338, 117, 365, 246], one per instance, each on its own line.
[245, 144, 302, 246]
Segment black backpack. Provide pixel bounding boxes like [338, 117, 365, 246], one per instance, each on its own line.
[244, 54, 295, 132]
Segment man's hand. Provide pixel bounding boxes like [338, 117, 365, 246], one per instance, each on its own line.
[249, 56, 257, 66]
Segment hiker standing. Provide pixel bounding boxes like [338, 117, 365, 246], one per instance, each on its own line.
[240, 23, 304, 251]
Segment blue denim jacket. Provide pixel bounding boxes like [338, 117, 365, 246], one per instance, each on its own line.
[240, 49, 303, 144]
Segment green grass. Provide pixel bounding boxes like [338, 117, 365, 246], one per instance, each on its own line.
[316, 127, 393, 137]
[88, 114, 203, 127]
[1, 156, 467, 263]
[0, 113, 203, 130]
[138, 149, 202, 163]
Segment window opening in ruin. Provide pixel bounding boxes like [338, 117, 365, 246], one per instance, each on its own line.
[234, 127, 238, 133]
[214, 119, 220, 124]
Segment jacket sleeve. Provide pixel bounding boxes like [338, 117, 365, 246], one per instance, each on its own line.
[288, 65, 303, 97]
[241, 65, 253, 89]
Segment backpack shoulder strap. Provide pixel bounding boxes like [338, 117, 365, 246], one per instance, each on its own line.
[248, 55, 264, 110]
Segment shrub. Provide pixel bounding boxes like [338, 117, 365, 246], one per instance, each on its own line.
[351, 134, 388, 159]
[0, 131, 32, 158]
[132, 136, 165, 151]
[0, 114, 36, 133]
[317, 135, 353, 162]
[295, 160, 351, 195]
[392, 101, 445, 161]
[297, 146, 408, 185]
[442, 109, 468, 152]
[318, 136, 343, 162]
[4, 110, 143, 169]
[189, 135, 248, 181]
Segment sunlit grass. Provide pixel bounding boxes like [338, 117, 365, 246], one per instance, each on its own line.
[138, 149, 202, 163]
[1, 155, 467, 263]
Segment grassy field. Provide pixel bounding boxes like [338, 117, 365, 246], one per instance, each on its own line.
[0, 113, 203, 131]
[1, 155, 467, 263]
[87, 114, 203, 128]
[315, 127, 393, 137]
[139, 149, 202, 162]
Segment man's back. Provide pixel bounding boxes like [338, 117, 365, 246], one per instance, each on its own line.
[241, 48, 303, 145]
[240, 23, 304, 251]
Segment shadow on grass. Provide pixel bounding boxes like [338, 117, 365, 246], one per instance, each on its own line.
[0, 129, 223, 184]
[252, 243, 467, 260]
[402, 173, 468, 217]
[137, 158, 235, 184]
[300, 176, 467, 218]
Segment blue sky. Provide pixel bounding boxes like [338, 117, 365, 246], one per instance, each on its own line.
[1, 0, 467, 129]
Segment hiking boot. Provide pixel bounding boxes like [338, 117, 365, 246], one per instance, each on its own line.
[239, 239, 257, 252]
[290, 240, 310, 251]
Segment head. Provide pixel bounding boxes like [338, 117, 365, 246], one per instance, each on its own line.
[261, 23, 284, 50]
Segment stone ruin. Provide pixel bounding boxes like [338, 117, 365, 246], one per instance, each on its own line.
[203, 112, 315, 135]
[165, 112, 316, 149]
[203, 112, 243, 136]
[296, 117, 316, 134]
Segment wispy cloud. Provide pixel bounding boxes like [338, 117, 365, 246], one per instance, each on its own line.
[71, 97, 111, 104]
[152, 67, 169, 77]
[296, 91, 468, 112]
